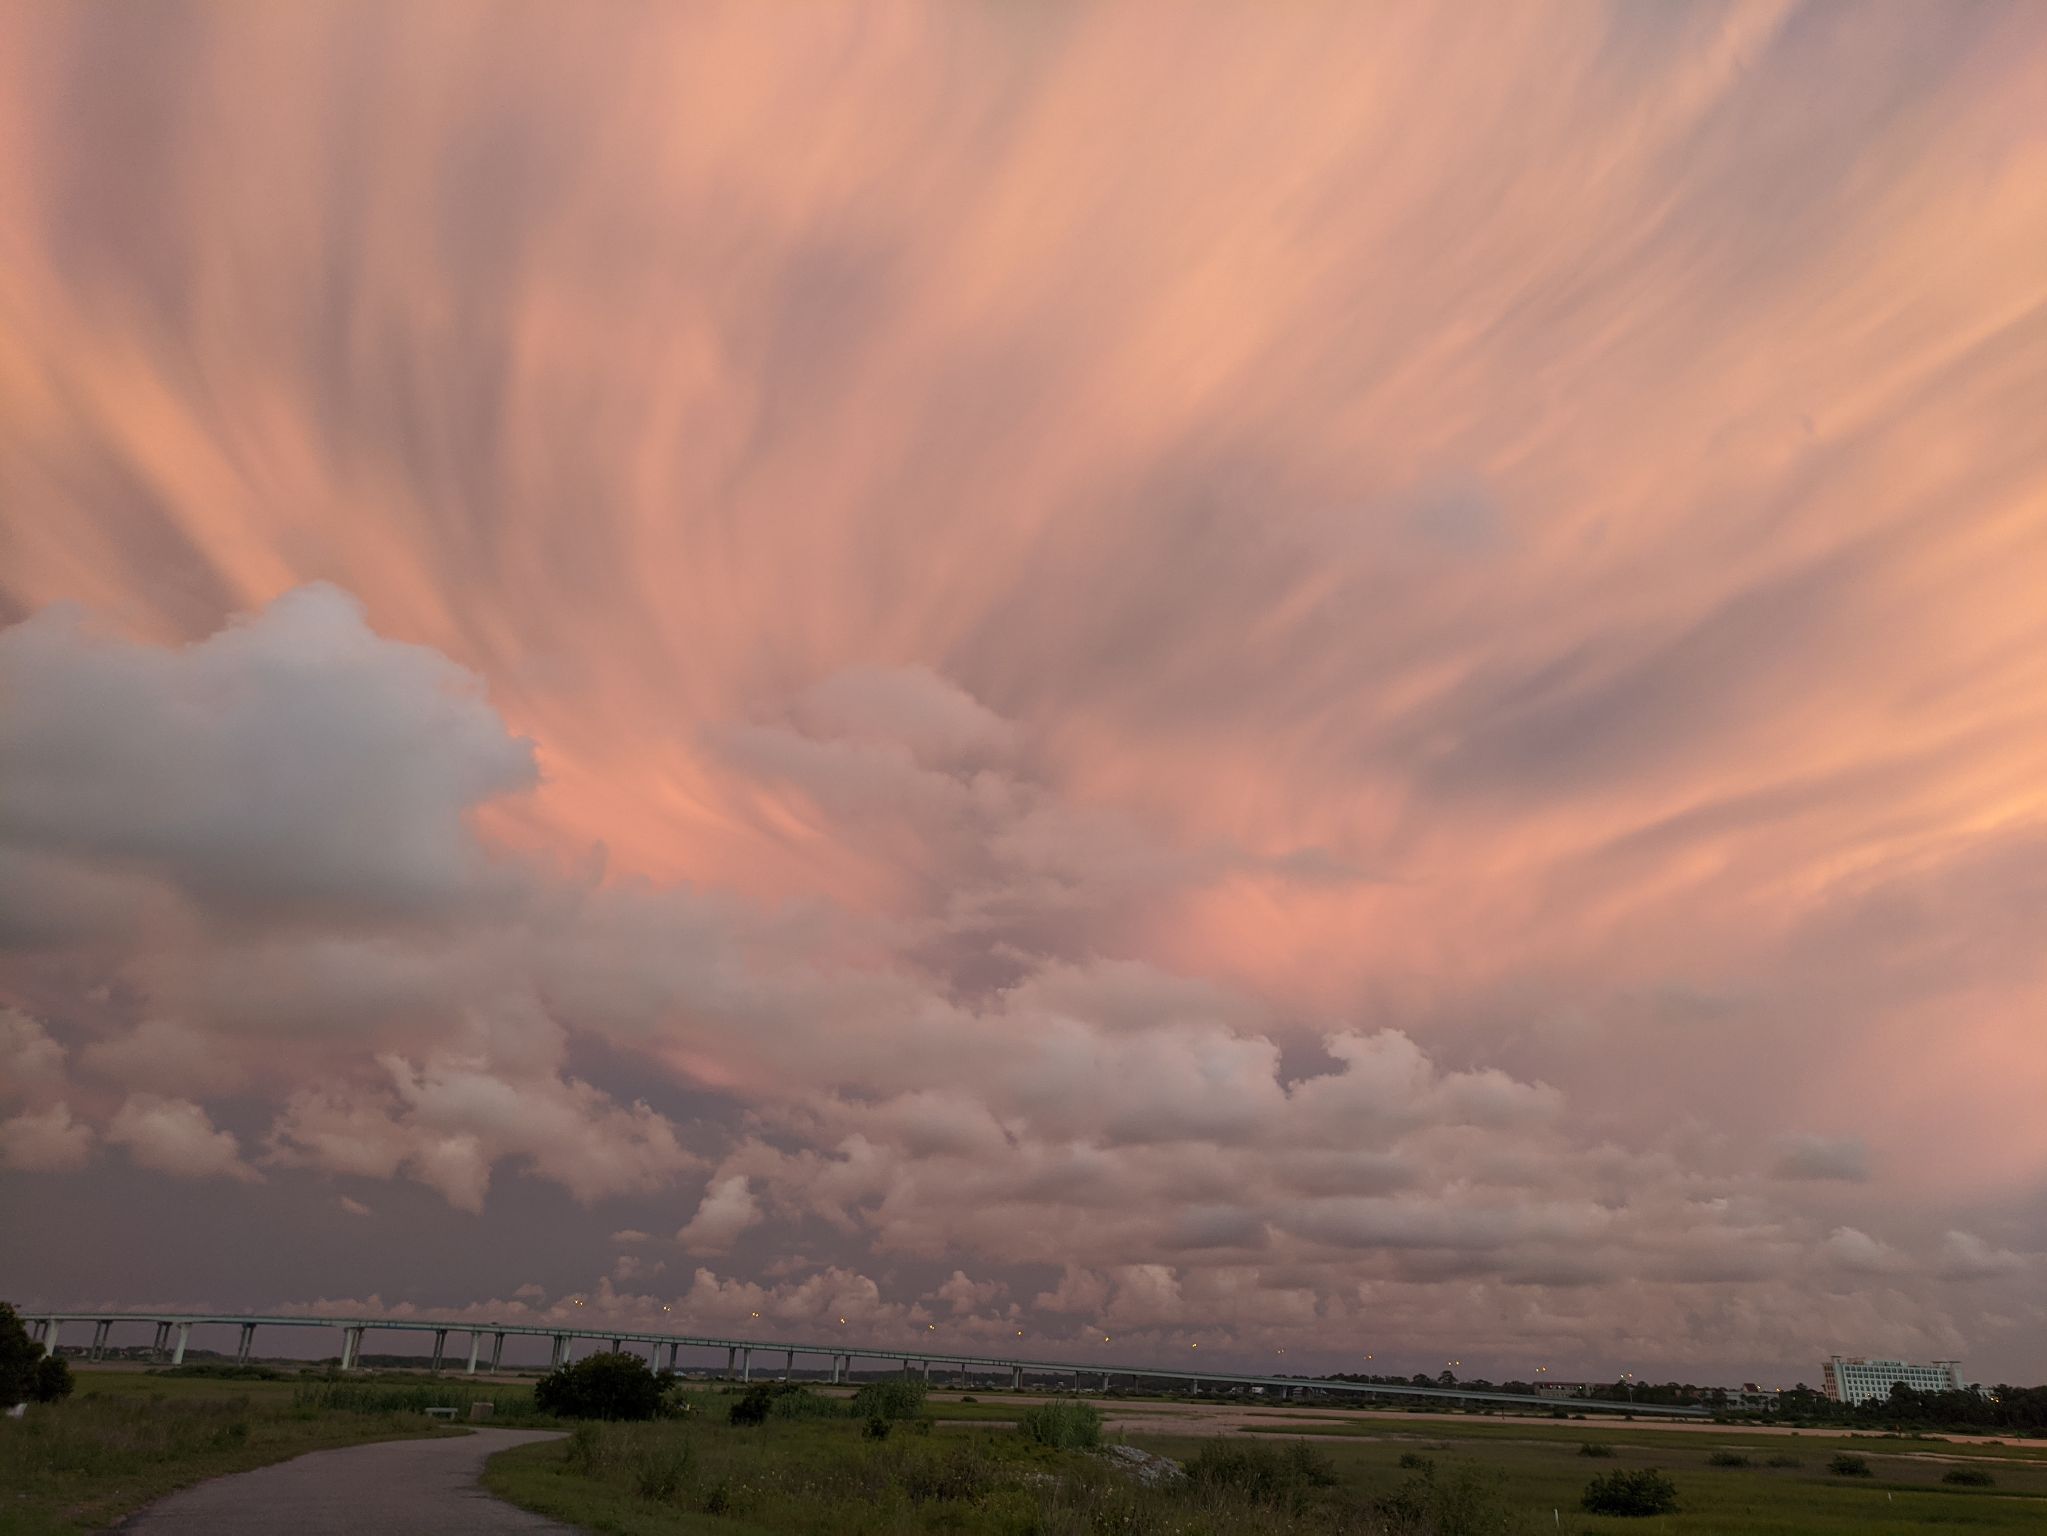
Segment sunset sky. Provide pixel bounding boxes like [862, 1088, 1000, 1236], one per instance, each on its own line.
[3, 2, 2045, 1385]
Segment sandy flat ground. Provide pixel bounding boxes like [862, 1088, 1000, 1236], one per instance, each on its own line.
[912, 1392, 2047, 1451]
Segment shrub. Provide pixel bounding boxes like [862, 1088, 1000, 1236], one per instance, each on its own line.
[850, 1377, 928, 1421]
[1018, 1398, 1103, 1449]
[1707, 1450, 1749, 1467]
[1376, 1459, 1512, 1535]
[1397, 1450, 1434, 1471]
[1581, 1467, 1680, 1516]
[1828, 1453, 1872, 1477]
[900, 1442, 999, 1504]
[534, 1352, 664, 1421]
[1764, 1453, 1803, 1468]
[1577, 1441, 1617, 1457]
[724, 1382, 841, 1425]
[31, 1354, 73, 1404]
[1185, 1439, 1336, 1509]
[632, 1440, 693, 1500]
[0, 1303, 43, 1408]
[863, 1414, 892, 1440]
[1942, 1467, 1994, 1487]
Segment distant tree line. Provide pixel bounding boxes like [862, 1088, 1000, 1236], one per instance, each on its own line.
[1316, 1365, 2047, 1434]
[1768, 1380, 2047, 1435]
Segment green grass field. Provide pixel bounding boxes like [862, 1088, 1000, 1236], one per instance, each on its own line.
[9, 1372, 2047, 1534]
[482, 1388, 2047, 1536]
[0, 1368, 504, 1535]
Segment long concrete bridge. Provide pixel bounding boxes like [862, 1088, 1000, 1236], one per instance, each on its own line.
[24, 1309, 1703, 1418]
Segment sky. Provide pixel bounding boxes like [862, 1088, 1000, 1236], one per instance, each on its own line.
[2, 1, 2045, 1387]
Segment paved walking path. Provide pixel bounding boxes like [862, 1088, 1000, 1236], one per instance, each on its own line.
[123, 1428, 575, 1534]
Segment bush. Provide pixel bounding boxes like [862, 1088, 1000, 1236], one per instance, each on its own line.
[31, 1354, 73, 1404]
[534, 1352, 664, 1421]
[1764, 1453, 1803, 1468]
[863, 1414, 891, 1440]
[1397, 1450, 1434, 1471]
[850, 1376, 928, 1421]
[1828, 1453, 1872, 1477]
[632, 1440, 693, 1500]
[724, 1382, 842, 1426]
[1376, 1459, 1513, 1534]
[1581, 1467, 1680, 1516]
[0, 1303, 44, 1408]
[900, 1442, 999, 1504]
[1942, 1467, 1995, 1487]
[1706, 1450, 1749, 1467]
[1577, 1441, 1617, 1457]
[1185, 1439, 1337, 1509]
[1018, 1398, 1103, 1449]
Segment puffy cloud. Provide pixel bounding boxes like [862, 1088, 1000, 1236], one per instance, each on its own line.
[0, 1102, 94, 1171]
[676, 1175, 763, 1254]
[0, 1009, 68, 1097]
[0, 585, 536, 926]
[107, 1096, 261, 1183]
[1935, 1231, 2030, 1281]
[338, 1195, 372, 1217]
[267, 1057, 696, 1212]
[1821, 1226, 1903, 1276]
[82, 1020, 247, 1097]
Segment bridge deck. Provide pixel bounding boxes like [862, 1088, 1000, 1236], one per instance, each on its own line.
[27, 1309, 1706, 1417]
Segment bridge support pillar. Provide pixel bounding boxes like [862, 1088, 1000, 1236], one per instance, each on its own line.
[739, 1347, 752, 1382]
[42, 1319, 60, 1355]
[91, 1319, 111, 1361]
[172, 1322, 190, 1366]
[608, 1337, 622, 1356]
[666, 1341, 680, 1374]
[466, 1331, 481, 1374]
[338, 1326, 363, 1370]
[152, 1321, 170, 1360]
[830, 1353, 843, 1384]
[646, 1339, 659, 1369]
[430, 1328, 447, 1372]
[550, 1334, 570, 1370]
[491, 1332, 506, 1372]
[782, 1349, 794, 1381]
[725, 1345, 736, 1378]
[236, 1322, 255, 1365]
[1010, 1365, 1022, 1391]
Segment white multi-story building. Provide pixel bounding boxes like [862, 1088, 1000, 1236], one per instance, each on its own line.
[1820, 1356, 1966, 1405]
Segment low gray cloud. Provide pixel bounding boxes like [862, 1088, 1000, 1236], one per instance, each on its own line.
[1773, 1134, 1871, 1183]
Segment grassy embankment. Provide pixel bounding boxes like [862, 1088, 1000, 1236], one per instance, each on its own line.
[486, 1386, 2047, 1536]
[0, 1366, 545, 1536]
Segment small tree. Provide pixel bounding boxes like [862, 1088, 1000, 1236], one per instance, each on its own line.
[1582, 1467, 1680, 1516]
[533, 1351, 664, 1421]
[0, 1303, 47, 1408]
